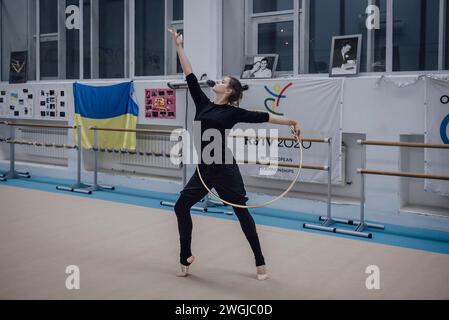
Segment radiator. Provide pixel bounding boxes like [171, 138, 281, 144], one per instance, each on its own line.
[99, 133, 181, 171]
[18, 127, 69, 160]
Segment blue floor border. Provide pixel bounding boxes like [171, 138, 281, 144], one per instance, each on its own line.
[1, 174, 449, 255]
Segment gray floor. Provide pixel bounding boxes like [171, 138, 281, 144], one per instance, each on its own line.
[1, 184, 449, 299]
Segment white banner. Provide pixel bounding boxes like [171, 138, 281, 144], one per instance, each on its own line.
[234, 78, 344, 185]
[425, 78, 449, 196]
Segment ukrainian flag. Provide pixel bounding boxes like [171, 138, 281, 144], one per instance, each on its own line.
[73, 82, 139, 149]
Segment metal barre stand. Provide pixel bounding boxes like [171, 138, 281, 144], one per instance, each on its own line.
[304, 137, 384, 238]
[346, 139, 449, 238]
[0, 122, 31, 181]
[55, 125, 92, 194]
[0, 121, 92, 194]
[82, 128, 115, 193]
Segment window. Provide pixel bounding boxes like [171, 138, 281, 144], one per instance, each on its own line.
[258, 21, 294, 71]
[172, 0, 183, 21]
[39, 0, 59, 78]
[135, 0, 165, 76]
[2, 0, 180, 80]
[393, 0, 439, 71]
[40, 0, 58, 34]
[446, 0, 449, 69]
[309, 0, 386, 74]
[247, 0, 296, 75]
[253, 0, 293, 13]
[83, 0, 91, 79]
[95, 0, 125, 78]
[134, 0, 182, 76]
[168, 0, 184, 75]
[65, 0, 80, 79]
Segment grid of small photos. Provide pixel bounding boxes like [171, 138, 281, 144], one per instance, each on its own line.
[0, 88, 34, 118]
[144, 88, 176, 119]
[38, 89, 67, 119]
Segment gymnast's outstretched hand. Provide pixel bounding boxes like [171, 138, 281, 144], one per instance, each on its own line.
[268, 114, 301, 140]
[168, 28, 183, 47]
[168, 28, 192, 75]
[290, 121, 301, 140]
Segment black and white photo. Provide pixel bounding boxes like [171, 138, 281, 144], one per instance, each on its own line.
[241, 54, 278, 79]
[329, 35, 361, 77]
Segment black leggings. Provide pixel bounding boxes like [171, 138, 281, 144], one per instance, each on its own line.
[174, 164, 265, 267]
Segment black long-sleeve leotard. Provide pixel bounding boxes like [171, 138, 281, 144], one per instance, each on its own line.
[186, 73, 269, 164]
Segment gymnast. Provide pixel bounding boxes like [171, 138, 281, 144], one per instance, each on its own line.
[168, 28, 301, 280]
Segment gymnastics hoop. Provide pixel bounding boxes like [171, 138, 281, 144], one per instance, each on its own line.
[193, 126, 303, 209]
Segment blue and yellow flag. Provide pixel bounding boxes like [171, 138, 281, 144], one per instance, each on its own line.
[73, 82, 139, 149]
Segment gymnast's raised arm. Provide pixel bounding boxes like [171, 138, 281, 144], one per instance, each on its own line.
[168, 28, 192, 76]
[168, 28, 209, 108]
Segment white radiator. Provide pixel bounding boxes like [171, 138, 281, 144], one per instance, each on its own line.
[99, 133, 181, 171]
[18, 127, 69, 160]
[5, 127, 181, 173]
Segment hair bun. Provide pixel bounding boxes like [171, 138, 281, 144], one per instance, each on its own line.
[242, 84, 249, 91]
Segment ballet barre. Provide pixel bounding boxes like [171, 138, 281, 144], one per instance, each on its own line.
[321, 139, 449, 239]
[0, 121, 91, 194]
[355, 140, 448, 237]
[87, 126, 182, 193]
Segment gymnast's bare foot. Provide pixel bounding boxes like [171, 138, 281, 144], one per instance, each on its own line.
[176, 256, 195, 277]
[256, 265, 269, 280]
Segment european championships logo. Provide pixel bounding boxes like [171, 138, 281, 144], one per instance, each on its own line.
[264, 83, 293, 116]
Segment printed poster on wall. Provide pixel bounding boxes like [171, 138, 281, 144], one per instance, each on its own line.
[425, 77, 449, 196]
[234, 78, 344, 185]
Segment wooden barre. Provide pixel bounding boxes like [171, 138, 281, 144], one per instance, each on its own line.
[236, 159, 328, 171]
[359, 140, 449, 149]
[1, 121, 76, 130]
[89, 126, 178, 135]
[230, 134, 329, 143]
[88, 128, 327, 143]
[358, 169, 449, 181]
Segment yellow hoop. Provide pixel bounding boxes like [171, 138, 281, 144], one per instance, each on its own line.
[194, 128, 303, 209]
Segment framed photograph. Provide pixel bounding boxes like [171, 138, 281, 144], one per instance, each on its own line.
[241, 54, 278, 79]
[9, 51, 27, 84]
[329, 35, 362, 77]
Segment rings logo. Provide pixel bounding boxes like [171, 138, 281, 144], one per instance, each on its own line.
[440, 95, 449, 144]
[264, 83, 293, 116]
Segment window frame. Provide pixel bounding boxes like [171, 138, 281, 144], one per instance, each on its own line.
[245, 0, 300, 77]
[250, 14, 295, 76]
[391, 0, 441, 72]
[37, 0, 60, 80]
[131, 0, 184, 80]
[166, 0, 184, 76]
[244, 0, 449, 77]
[32, 0, 181, 81]
[6, 0, 449, 82]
